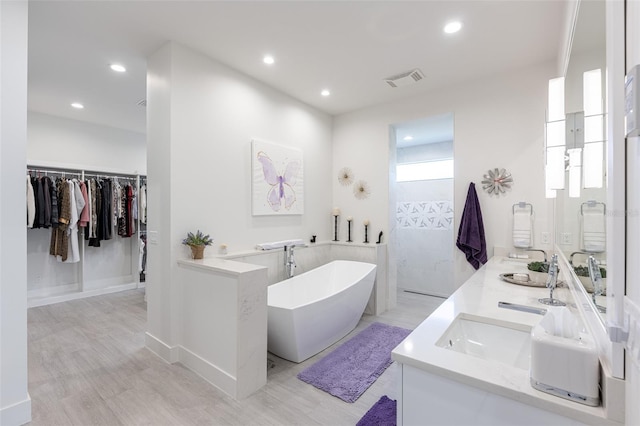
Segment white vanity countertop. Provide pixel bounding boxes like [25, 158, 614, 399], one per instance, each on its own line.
[391, 256, 619, 425]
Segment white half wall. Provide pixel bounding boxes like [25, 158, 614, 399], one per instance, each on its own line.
[27, 111, 146, 174]
[333, 61, 557, 290]
[1, 1, 31, 424]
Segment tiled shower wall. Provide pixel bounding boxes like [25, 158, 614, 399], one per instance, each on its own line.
[396, 178, 454, 297]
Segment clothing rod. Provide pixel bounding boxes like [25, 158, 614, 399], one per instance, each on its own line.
[27, 169, 81, 178]
[83, 173, 137, 181]
[27, 166, 145, 181]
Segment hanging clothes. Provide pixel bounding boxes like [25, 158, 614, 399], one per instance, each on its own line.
[113, 179, 122, 232]
[117, 184, 128, 237]
[129, 185, 136, 236]
[101, 179, 113, 240]
[27, 175, 35, 228]
[139, 236, 146, 272]
[73, 180, 85, 219]
[88, 179, 101, 246]
[78, 181, 90, 228]
[61, 180, 80, 263]
[42, 176, 53, 228]
[50, 178, 71, 261]
[35, 176, 46, 229]
[49, 177, 59, 229]
[31, 176, 41, 228]
[140, 183, 147, 224]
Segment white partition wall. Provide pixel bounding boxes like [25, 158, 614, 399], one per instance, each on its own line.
[0, 1, 31, 424]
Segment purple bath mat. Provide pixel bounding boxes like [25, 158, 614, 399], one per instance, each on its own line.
[356, 395, 396, 426]
[297, 322, 411, 403]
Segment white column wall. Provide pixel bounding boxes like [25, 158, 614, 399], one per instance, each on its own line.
[146, 42, 332, 359]
[0, 1, 31, 424]
[333, 61, 557, 293]
[146, 43, 179, 356]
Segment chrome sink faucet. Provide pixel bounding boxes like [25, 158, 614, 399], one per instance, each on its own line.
[538, 254, 566, 306]
[524, 248, 547, 263]
[569, 251, 589, 266]
[588, 255, 606, 313]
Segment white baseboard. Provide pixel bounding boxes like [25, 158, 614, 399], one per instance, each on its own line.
[144, 334, 238, 399]
[178, 346, 237, 399]
[144, 332, 179, 363]
[28, 282, 138, 308]
[0, 395, 31, 426]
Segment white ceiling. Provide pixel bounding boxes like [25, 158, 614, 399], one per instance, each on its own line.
[27, 1, 569, 135]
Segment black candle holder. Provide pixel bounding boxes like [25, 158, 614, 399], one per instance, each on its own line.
[364, 225, 369, 244]
[347, 220, 352, 242]
[333, 216, 339, 241]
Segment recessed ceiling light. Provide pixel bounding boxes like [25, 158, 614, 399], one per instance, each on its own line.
[71, 102, 84, 109]
[263, 55, 275, 65]
[110, 64, 126, 73]
[403, 135, 414, 141]
[321, 89, 331, 97]
[444, 21, 462, 34]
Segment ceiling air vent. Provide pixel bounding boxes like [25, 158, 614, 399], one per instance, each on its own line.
[137, 99, 147, 107]
[384, 69, 425, 88]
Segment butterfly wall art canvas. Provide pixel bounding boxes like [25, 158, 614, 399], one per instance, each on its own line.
[252, 139, 304, 215]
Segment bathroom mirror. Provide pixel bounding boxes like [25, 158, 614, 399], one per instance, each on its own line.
[554, 0, 606, 320]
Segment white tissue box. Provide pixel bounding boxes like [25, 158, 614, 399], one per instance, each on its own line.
[530, 307, 600, 406]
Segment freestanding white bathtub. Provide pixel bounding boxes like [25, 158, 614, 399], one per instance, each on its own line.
[267, 260, 377, 363]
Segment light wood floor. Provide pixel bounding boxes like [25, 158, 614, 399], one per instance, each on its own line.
[28, 288, 444, 425]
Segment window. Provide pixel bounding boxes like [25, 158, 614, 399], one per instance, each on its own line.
[396, 159, 453, 182]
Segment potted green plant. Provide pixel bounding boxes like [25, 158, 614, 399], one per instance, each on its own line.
[182, 230, 213, 259]
[573, 265, 607, 294]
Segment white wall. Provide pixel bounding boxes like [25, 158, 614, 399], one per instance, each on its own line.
[0, 1, 31, 424]
[397, 140, 453, 163]
[333, 61, 557, 290]
[146, 42, 332, 356]
[27, 111, 146, 174]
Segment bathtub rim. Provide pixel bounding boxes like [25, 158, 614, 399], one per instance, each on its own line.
[267, 260, 377, 310]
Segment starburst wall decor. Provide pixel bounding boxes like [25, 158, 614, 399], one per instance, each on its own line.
[353, 180, 371, 200]
[481, 168, 513, 194]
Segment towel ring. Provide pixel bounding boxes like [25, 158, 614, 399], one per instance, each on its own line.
[512, 202, 533, 215]
[580, 201, 606, 215]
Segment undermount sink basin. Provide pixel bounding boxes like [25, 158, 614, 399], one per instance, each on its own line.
[436, 314, 532, 370]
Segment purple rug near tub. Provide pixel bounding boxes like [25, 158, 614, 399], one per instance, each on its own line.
[356, 395, 396, 426]
[297, 322, 411, 403]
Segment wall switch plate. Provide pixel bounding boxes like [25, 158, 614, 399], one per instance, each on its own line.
[541, 232, 550, 244]
[148, 230, 158, 245]
[561, 232, 572, 245]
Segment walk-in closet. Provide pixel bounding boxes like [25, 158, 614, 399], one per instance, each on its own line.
[27, 164, 147, 307]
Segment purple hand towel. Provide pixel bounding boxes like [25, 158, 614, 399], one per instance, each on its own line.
[456, 182, 487, 269]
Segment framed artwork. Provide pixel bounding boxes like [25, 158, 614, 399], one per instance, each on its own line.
[252, 139, 304, 215]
